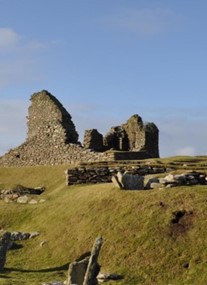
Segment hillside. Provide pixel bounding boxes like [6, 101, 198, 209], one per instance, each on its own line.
[0, 157, 207, 284]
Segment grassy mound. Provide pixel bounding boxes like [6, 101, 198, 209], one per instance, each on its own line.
[0, 159, 207, 284]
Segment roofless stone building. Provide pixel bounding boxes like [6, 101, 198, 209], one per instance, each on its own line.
[0, 90, 159, 166]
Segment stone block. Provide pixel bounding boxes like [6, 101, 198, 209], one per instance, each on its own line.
[112, 176, 122, 189]
[122, 174, 144, 190]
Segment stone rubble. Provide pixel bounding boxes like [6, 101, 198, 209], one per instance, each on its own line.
[145, 171, 207, 189]
[10, 231, 40, 241]
[97, 272, 123, 283]
[0, 185, 45, 204]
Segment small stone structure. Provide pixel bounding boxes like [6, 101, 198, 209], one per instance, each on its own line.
[0, 90, 159, 166]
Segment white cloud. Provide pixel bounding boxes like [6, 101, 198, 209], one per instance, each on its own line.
[0, 28, 20, 52]
[0, 27, 50, 89]
[158, 116, 207, 157]
[103, 8, 183, 36]
[176, 146, 196, 156]
[0, 99, 28, 156]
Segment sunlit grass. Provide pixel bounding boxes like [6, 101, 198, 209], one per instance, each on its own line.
[0, 157, 207, 284]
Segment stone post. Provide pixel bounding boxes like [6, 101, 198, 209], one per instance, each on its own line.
[83, 237, 103, 285]
[0, 231, 11, 271]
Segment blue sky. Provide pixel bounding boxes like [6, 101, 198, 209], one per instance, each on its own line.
[0, 0, 207, 157]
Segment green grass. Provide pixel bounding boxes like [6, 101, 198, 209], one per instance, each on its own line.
[0, 158, 207, 284]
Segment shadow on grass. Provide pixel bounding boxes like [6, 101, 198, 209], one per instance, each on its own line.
[9, 243, 24, 250]
[4, 263, 69, 273]
[0, 274, 12, 278]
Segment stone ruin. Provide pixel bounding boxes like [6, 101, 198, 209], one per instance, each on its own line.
[83, 114, 159, 158]
[0, 90, 159, 166]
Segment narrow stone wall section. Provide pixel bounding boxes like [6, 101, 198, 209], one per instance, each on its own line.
[144, 123, 159, 158]
[83, 129, 104, 151]
[122, 114, 144, 151]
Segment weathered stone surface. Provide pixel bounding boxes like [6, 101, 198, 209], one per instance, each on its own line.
[145, 177, 160, 189]
[150, 171, 207, 189]
[28, 199, 38, 204]
[10, 231, 40, 241]
[117, 171, 124, 188]
[122, 173, 144, 190]
[67, 255, 90, 285]
[83, 237, 102, 285]
[67, 237, 102, 285]
[28, 90, 78, 144]
[29, 232, 40, 239]
[17, 195, 31, 204]
[83, 129, 104, 152]
[0, 231, 11, 271]
[112, 176, 122, 189]
[1, 185, 45, 196]
[97, 272, 123, 283]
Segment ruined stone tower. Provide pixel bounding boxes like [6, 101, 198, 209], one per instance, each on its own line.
[27, 90, 79, 144]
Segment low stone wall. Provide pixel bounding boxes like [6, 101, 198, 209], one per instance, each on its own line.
[112, 151, 152, 160]
[66, 165, 166, 186]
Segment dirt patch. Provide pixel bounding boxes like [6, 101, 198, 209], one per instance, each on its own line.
[169, 210, 194, 239]
[159, 201, 169, 210]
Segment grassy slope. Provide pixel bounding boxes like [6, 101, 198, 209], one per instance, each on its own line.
[0, 159, 207, 284]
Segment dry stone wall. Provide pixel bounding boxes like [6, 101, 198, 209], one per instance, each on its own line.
[66, 165, 166, 186]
